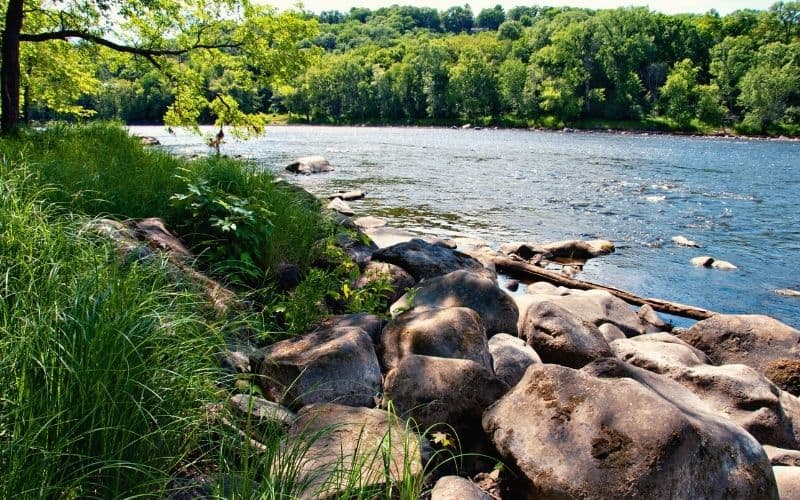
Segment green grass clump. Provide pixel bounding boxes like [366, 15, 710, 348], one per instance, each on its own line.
[0, 159, 223, 497]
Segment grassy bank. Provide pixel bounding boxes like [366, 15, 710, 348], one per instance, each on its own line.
[0, 124, 408, 497]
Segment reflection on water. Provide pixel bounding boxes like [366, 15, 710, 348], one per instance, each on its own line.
[132, 125, 800, 328]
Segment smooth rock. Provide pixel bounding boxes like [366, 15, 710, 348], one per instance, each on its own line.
[610, 333, 707, 374]
[312, 313, 386, 344]
[381, 307, 491, 371]
[373, 238, 495, 282]
[382, 354, 507, 432]
[354, 261, 416, 305]
[712, 259, 738, 270]
[691, 255, 715, 267]
[765, 446, 800, 466]
[487, 333, 541, 387]
[289, 404, 423, 498]
[327, 190, 366, 201]
[677, 314, 800, 376]
[672, 235, 700, 247]
[326, 197, 354, 216]
[484, 361, 777, 499]
[519, 300, 613, 368]
[257, 327, 381, 409]
[285, 155, 333, 174]
[527, 281, 570, 296]
[637, 304, 672, 332]
[773, 466, 800, 500]
[390, 270, 519, 336]
[431, 476, 492, 500]
[598, 323, 626, 343]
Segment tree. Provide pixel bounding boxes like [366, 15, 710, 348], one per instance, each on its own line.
[498, 20, 523, 41]
[738, 53, 799, 131]
[442, 5, 474, 33]
[448, 49, 499, 119]
[476, 5, 506, 31]
[1, 0, 317, 134]
[660, 59, 700, 126]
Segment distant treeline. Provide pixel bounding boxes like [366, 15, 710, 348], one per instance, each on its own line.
[72, 3, 800, 134]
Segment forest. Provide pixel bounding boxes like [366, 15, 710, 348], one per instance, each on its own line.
[18, 2, 800, 135]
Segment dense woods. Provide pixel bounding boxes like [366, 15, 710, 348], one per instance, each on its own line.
[18, 2, 800, 135]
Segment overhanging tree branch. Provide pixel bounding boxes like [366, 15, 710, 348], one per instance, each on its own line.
[18, 30, 241, 56]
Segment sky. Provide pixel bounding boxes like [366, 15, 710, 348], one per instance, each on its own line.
[264, 0, 776, 16]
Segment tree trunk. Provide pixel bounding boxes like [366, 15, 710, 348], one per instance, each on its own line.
[1, 0, 24, 134]
[491, 255, 718, 321]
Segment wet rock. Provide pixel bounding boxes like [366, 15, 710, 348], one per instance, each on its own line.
[487, 333, 541, 387]
[672, 235, 700, 247]
[431, 476, 492, 500]
[677, 314, 800, 376]
[381, 307, 491, 371]
[289, 404, 423, 498]
[691, 255, 715, 267]
[382, 354, 507, 432]
[764, 446, 800, 466]
[487, 359, 777, 500]
[373, 238, 495, 282]
[637, 304, 672, 332]
[354, 261, 416, 305]
[257, 327, 381, 409]
[390, 270, 519, 336]
[326, 197, 354, 216]
[712, 259, 738, 270]
[773, 466, 800, 500]
[285, 155, 333, 174]
[519, 300, 613, 368]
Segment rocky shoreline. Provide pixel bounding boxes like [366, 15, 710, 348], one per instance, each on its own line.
[93, 160, 800, 498]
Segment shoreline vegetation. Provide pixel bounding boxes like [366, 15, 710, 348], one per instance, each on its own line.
[4, 123, 800, 498]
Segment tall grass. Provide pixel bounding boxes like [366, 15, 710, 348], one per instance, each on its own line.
[0, 159, 223, 497]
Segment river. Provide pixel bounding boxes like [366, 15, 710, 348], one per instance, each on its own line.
[132, 125, 800, 328]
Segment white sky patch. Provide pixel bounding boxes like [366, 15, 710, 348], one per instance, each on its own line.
[264, 0, 775, 16]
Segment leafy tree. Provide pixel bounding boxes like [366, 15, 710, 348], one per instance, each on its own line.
[497, 58, 528, 115]
[498, 20, 524, 41]
[737, 45, 800, 131]
[442, 5, 474, 33]
[476, 5, 506, 31]
[448, 49, 499, 119]
[0, 0, 317, 134]
[660, 59, 701, 126]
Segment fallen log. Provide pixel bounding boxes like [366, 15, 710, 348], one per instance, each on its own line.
[491, 255, 717, 321]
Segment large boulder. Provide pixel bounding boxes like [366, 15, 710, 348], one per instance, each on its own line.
[610, 333, 708, 374]
[390, 270, 519, 337]
[519, 300, 613, 368]
[373, 238, 495, 282]
[288, 403, 423, 498]
[487, 333, 541, 388]
[520, 289, 647, 337]
[256, 327, 381, 409]
[285, 155, 333, 174]
[677, 314, 800, 384]
[382, 355, 507, 433]
[773, 466, 800, 500]
[381, 307, 491, 371]
[354, 261, 416, 305]
[483, 360, 778, 499]
[311, 313, 386, 344]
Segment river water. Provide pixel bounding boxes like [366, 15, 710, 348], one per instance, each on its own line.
[132, 125, 800, 328]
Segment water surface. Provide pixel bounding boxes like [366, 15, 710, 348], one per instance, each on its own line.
[133, 125, 800, 328]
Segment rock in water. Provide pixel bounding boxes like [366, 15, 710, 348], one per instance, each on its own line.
[691, 255, 715, 267]
[672, 235, 700, 247]
[776, 289, 800, 298]
[285, 155, 333, 174]
[326, 197, 354, 215]
[483, 361, 778, 499]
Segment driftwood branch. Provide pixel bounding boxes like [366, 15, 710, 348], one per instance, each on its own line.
[491, 255, 717, 321]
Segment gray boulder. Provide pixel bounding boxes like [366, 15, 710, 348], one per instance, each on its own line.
[382, 354, 507, 432]
[610, 333, 708, 374]
[519, 300, 613, 368]
[257, 327, 381, 409]
[487, 333, 542, 387]
[373, 238, 495, 282]
[677, 314, 800, 378]
[390, 270, 519, 337]
[381, 307, 491, 371]
[483, 360, 778, 499]
[431, 476, 492, 500]
[285, 155, 333, 174]
[289, 403, 423, 498]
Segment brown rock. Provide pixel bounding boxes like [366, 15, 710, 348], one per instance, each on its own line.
[431, 476, 492, 500]
[765, 358, 800, 396]
[373, 238, 495, 282]
[487, 333, 541, 388]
